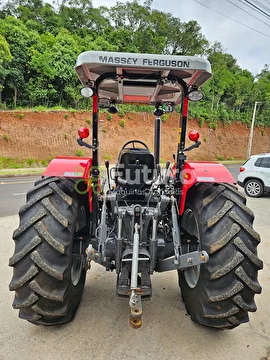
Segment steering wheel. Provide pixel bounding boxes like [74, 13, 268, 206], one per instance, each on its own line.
[121, 140, 149, 151]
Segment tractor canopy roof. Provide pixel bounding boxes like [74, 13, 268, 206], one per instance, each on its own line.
[75, 51, 212, 105]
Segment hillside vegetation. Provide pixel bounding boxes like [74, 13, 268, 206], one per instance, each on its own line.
[0, 111, 269, 166]
[0, 0, 269, 128]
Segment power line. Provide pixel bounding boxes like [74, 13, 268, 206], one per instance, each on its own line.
[227, 0, 270, 28]
[238, 0, 270, 22]
[192, 0, 270, 39]
[252, 0, 270, 13]
[237, 0, 270, 20]
[243, 0, 270, 19]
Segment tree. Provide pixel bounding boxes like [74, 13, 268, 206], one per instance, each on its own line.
[165, 18, 209, 56]
[0, 16, 39, 106]
[253, 65, 270, 125]
[0, 0, 269, 126]
[0, 34, 12, 104]
[28, 29, 83, 106]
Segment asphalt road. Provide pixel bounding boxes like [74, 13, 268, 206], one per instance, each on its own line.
[0, 164, 242, 217]
[224, 163, 241, 180]
[1, 192, 269, 360]
[0, 176, 41, 217]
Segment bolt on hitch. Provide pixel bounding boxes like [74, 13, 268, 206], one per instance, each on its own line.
[129, 290, 142, 329]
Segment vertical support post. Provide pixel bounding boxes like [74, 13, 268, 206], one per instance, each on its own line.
[154, 116, 161, 165]
[99, 119, 105, 164]
[149, 218, 157, 274]
[91, 92, 99, 235]
[115, 216, 123, 273]
[177, 96, 189, 159]
[171, 197, 182, 263]
[247, 101, 261, 158]
[92, 92, 99, 167]
[176, 96, 189, 180]
[174, 94, 189, 207]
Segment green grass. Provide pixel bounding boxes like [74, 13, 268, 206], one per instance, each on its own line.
[119, 119, 125, 128]
[76, 149, 84, 157]
[118, 110, 125, 117]
[161, 114, 169, 123]
[198, 118, 205, 127]
[219, 159, 245, 164]
[0, 157, 22, 169]
[51, 106, 66, 111]
[40, 159, 49, 166]
[0, 168, 46, 176]
[0, 156, 49, 169]
[26, 158, 36, 166]
[32, 106, 45, 112]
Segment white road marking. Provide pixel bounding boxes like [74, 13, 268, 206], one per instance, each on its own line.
[13, 193, 26, 196]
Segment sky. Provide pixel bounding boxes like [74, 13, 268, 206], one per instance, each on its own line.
[91, 0, 270, 75]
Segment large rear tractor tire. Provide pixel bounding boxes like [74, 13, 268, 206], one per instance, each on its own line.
[9, 177, 90, 325]
[179, 183, 263, 329]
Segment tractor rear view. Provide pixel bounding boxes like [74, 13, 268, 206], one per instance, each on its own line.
[9, 51, 263, 329]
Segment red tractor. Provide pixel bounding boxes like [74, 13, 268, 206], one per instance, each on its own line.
[9, 51, 262, 329]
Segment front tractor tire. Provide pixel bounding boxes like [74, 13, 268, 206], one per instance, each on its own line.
[179, 183, 263, 329]
[9, 177, 89, 325]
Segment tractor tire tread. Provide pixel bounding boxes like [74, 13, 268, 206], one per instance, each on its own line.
[9, 176, 88, 325]
[180, 183, 262, 329]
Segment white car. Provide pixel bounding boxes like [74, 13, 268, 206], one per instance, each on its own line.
[237, 153, 270, 197]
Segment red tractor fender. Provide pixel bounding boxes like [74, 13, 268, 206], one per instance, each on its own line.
[175, 161, 236, 215]
[43, 156, 95, 211]
[43, 156, 93, 178]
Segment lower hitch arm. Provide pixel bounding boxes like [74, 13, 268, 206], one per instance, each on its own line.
[156, 198, 209, 272]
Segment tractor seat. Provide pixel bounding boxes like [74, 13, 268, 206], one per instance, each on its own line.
[116, 147, 155, 189]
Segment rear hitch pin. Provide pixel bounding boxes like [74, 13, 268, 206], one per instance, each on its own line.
[129, 290, 142, 329]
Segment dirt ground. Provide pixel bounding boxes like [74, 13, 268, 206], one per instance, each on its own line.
[0, 110, 269, 163]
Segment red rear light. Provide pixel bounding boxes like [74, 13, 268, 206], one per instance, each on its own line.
[240, 167, 245, 172]
[188, 130, 200, 142]
[78, 127, 90, 139]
